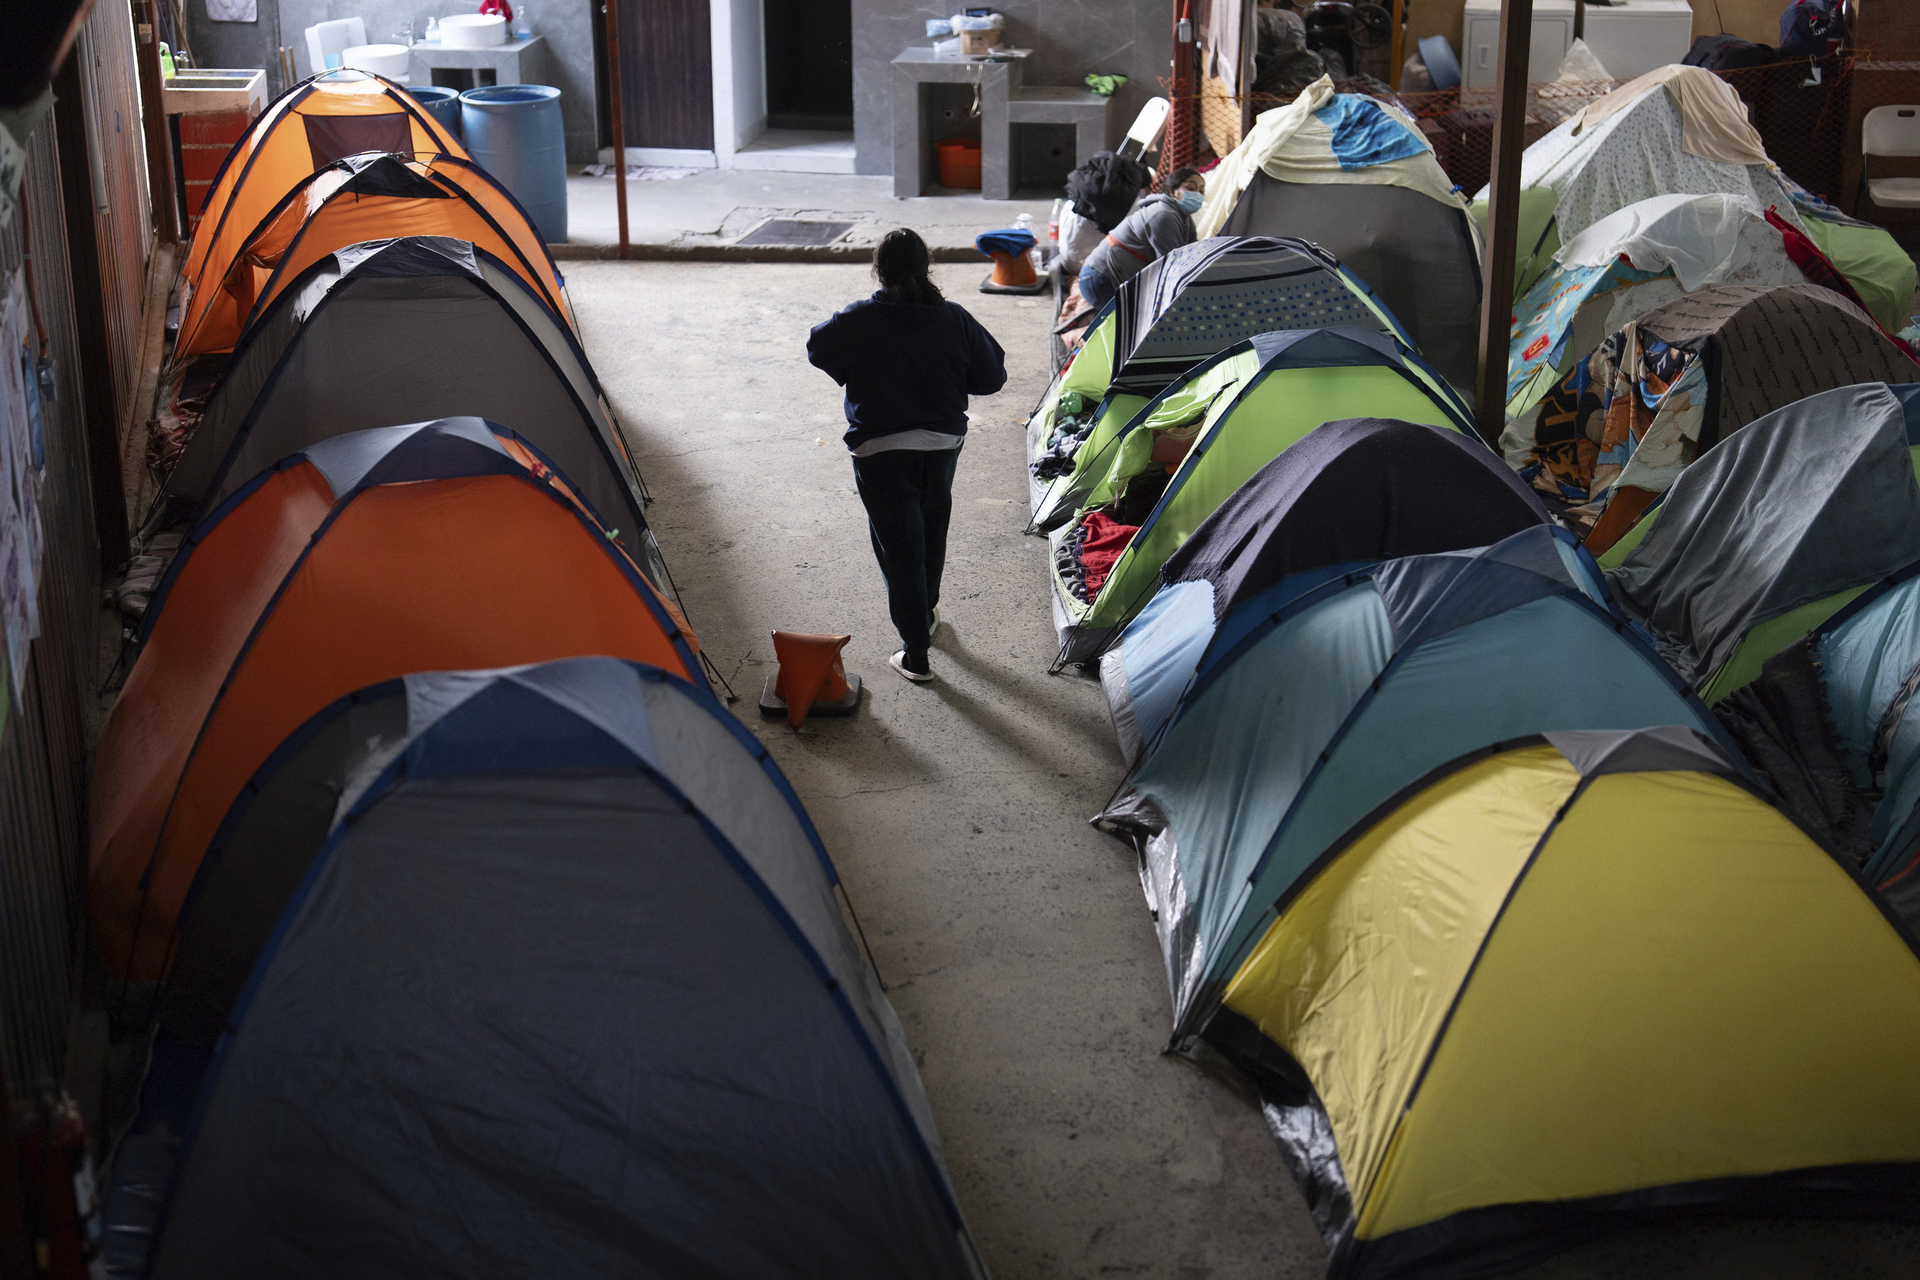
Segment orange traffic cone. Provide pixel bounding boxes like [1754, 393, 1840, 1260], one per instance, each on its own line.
[762, 631, 862, 728]
[987, 249, 1037, 289]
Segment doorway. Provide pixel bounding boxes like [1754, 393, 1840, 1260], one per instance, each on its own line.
[763, 0, 852, 131]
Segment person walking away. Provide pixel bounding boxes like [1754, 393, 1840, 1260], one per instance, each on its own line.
[807, 229, 1008, 683]
[1076, 168, 1207, 311]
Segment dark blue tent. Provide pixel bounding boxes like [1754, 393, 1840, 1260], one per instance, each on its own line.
[106, 658, 984, 1279]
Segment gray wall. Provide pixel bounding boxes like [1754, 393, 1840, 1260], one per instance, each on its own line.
[187, 0, 601, 163]
[852, 0, 1168, 175]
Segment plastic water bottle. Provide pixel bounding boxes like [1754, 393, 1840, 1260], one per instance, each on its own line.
[1015, 211, 1039, 270]
[1048, 198, 1063, 266]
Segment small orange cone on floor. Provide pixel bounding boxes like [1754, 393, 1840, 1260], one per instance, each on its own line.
[765, 631, 861, 729]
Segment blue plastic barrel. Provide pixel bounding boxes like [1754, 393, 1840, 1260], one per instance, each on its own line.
[409, 85, 463, 143]
[460, 84, 567, 244]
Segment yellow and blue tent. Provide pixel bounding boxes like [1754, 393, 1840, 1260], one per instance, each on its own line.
[1210, 726, 1920, 1279]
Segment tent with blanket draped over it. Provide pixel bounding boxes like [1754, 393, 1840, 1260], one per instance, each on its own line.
[1196, 76, 1482, 402]
[99, 658, 986, 1280]
[175, 152, 571, 362]
[1100, 416, 1550, 763]
[157, 235, 661, 581]
[1514, 282, 1917, 551]
[1027, 236, 1420, 528]
[1207, 727, 1920, 1280]
[87, 418, 701, 984]
[1475, 62, 1915, 331]
[1093, 525, 1734, 1045]
[1047, 327, 1473, 666]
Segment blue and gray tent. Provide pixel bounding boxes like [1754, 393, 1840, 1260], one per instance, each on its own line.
[158, 234, 664, 582]
[1028, 236, 1430, 527]
[1092, 524, 1740, 1043]
[1100, 416, 1550, 762]
[102, 658, 985, 1279]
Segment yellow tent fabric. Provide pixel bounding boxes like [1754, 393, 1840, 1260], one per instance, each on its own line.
[175, 155, 571, 361]
[1222, 730, 1920, 1279]
[184, 75, 464, 316]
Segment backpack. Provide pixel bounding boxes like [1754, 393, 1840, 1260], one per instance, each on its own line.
[1065, 151, 1152, 233]
[1683, 33, 1778, 72]
[1779, 0, 1845, 61]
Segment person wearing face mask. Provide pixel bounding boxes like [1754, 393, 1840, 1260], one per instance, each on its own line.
[1075, 167, 1206, 312]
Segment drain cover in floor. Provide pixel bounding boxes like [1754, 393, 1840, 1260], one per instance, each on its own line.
[736, 218, 855, 247]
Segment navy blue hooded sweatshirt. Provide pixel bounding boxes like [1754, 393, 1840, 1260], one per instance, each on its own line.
[807, 293, 1008, 451]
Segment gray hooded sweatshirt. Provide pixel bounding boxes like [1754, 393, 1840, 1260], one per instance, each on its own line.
[1084, 194, 1197, 289]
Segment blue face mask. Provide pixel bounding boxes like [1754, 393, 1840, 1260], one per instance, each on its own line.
[1175, 188, 1204, 215]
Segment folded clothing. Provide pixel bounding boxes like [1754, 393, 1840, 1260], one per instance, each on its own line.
[977, 229, 1037, 257]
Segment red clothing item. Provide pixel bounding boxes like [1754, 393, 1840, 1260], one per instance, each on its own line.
[1080, 512, 1139, 599]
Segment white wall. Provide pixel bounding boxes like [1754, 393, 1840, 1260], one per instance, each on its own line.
[711, 0, 767, 163]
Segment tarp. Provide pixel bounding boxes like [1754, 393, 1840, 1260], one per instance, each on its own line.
[1210, 729, 1920, 1280]
[177, 152, 570, 361]
[105, 658, 983, 1280]
[1098, 526, 1728, 1037]
[88, 419, 702, 982]
[1607, 382, 1920, 700]
[1101, 417, 1548, 758]
[1047, 328, 1473, 664]
[182, 72, 465, 315]
[160, 236, 658, 577]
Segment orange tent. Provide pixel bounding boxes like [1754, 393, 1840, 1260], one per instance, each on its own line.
[175, 153, 571, 361]
[183, 72, 464, 307]
[89, 417, 703, 982]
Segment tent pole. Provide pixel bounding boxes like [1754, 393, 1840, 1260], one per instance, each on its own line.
[1474, 0, 1534, 446]
[1390, 0, 1406, 92]
[1239, 0, 1255, 142]
[603, 0, 630, 261]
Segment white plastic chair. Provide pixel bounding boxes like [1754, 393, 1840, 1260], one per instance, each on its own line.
[1861, 104, 1920, 211]
[304, 18, 367, 76]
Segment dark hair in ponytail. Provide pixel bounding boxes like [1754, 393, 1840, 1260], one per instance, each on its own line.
[873, 228, 944, 306]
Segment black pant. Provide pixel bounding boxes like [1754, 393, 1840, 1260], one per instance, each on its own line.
[851, 446, 959, 658]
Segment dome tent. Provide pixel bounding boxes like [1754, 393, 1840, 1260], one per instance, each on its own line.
[1048, 327, 1472, 666]
[1211, 728, 1920, 1280]
[89, 419, 702, 983]
[1095, 526, 1732, 1042]
[1027, 236, 1421, 528]
[102, 659, 985, 1280]
[1199, 77, 1482, 401]
[1100, 416, 1549, 762]
[182, 71, 464, 301]
[176, 152, 571, 362]
[159, 236, 660, 579]
[1604, 382, 1920, 706]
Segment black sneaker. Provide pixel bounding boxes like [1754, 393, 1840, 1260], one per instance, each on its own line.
[889, 650, 934, 683]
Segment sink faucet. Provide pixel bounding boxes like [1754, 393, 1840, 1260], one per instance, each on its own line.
[394, 21, 414, 46]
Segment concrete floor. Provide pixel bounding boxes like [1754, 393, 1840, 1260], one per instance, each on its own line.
[562, 168, 1055, 254]
[569, 260, 1920, 1279]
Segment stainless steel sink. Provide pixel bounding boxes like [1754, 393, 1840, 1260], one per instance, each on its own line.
[162, 68, 266, 116]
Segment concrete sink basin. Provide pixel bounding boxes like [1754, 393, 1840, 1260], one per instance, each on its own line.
[161, 67, 266, 115]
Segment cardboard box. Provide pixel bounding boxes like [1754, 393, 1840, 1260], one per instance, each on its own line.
[960, 28, 997, 56]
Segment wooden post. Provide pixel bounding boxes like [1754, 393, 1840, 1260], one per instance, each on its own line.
[603, 0, 630, 260]
[131, 0, 180, 242]
[1390, 0, 1406, 92]
[1474, 0, 1534, 447]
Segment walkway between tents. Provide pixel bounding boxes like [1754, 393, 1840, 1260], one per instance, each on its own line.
[570, 259, 1920, 1280]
